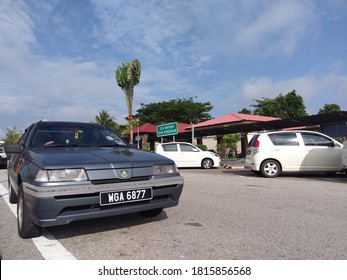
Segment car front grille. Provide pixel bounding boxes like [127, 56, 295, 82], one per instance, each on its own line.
[91, 176, 151, 185]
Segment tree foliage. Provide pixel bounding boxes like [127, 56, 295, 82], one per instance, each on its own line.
[238, 108, 252, 114]
[251, 90, 307, 118]
[95, 110, 116, 126]
[135, 97, 213, 124]
[94, 110, 127, 136]
[115, 59, 141, 144]
[318, 103, 341, 114]
[2, 126, 22, 144]
[223, 133, 241, 157]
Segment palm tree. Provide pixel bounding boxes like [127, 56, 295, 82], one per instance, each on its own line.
[115, 59, 141, 144]
[95, 110, 115, 127]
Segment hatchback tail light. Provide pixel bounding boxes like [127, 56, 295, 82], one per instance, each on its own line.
[254, 139, 260, 154]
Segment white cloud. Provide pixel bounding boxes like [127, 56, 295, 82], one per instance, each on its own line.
[234, 1, 317, 57]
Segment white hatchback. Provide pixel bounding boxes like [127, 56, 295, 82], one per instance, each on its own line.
[342, 136, 347, 172]
[155, 142, 220, 169]
[245, 130, 342, 178]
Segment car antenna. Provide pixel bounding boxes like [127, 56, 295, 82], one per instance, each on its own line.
[40, 101, 51, 120]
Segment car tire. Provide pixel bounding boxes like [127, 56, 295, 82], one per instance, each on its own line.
[201, 158, 213, 169]
[17, 185, 42, 239]
[140, 208, 163, 218]
[260, 159, 281, 178]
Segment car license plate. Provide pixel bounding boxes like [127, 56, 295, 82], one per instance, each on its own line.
[100, 188, 153, 206]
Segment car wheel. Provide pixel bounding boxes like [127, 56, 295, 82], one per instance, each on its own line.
[260, 160, 281, 178]
[8, 175, 17, 204]
[140, 208, 163, 218]
[17, 185, 42, 239]
[201, 158, 213, 169]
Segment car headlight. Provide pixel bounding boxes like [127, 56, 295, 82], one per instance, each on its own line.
[35, 169, 88, 182]
[153, 164, 178, 175]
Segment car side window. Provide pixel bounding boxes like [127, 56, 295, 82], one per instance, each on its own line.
[268, 133, 299, 146]
[180, 144, 196, 152]
[301, 133, 334, 147]
[162, 144, 178, 152]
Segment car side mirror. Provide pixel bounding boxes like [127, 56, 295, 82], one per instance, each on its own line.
[4, 144, 24, 153]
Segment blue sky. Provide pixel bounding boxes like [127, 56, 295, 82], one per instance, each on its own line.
[1, 0, 347, 138]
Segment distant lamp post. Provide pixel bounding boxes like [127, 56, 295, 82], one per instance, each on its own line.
[134, 118, 140, 149]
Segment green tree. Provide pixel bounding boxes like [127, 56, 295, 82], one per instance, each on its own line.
[223, 133, 241, 158]
[238, 108, 252, 114]
[318, 103, 341, 114]
[115, 59, 141, 144]
[94, 110, 127, 136]
[95, 110, 116, 126]
[2, 126, 22, 144]
[252, 90, 307, 118]
[135, 97, 213, 124]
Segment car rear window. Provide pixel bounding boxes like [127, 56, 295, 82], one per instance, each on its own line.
[162, 144, 178, 152]
[268, 133, 299, 146]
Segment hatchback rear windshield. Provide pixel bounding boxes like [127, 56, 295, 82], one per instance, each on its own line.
[248, 135, 259, 146]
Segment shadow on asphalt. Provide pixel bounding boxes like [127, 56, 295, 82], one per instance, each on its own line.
[221, 168, 347, 184]
[47, 210, 168, 240]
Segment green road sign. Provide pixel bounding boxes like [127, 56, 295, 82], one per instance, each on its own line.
[156, 122, 178, 137]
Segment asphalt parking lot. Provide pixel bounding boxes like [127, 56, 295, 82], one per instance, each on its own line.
[1, 167, 347, 260]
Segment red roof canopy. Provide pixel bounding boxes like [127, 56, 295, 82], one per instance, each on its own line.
[193, 113, 280, 129]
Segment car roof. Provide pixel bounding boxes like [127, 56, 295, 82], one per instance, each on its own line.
[159, 142, 195, 145]
[35, 120, 103, 126]
[259, 130, 326, 134]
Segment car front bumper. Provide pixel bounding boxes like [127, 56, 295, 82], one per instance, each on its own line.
[22, 176, 184, 227]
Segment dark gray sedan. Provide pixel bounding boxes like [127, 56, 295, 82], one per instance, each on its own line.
[5, 121, 183, 239]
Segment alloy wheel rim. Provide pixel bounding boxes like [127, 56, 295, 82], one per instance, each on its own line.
[265, 163, 277, 175]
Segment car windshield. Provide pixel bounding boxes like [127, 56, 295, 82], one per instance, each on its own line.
[31, 122, 128, 148]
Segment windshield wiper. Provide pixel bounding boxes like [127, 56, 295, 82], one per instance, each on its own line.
[42, 143, 81, 148]
[95, 143, 127, 147]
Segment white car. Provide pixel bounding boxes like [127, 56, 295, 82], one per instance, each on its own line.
[155, 142, 220, 169]
[342, 136, 347, 172]
[245, 130, 342, 178]
[0, 147, 7, 168]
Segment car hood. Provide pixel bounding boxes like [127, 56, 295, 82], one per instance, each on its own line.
[28, 147, 172, 169]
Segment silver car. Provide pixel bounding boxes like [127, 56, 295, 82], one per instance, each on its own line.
[245, 130, 342, 178]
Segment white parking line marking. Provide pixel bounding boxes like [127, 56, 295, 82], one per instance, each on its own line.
[0, 183, 76, 260]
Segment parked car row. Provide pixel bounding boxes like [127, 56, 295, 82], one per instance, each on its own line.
[245, 130, 345, 178]
[3, 120, 347, 240]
